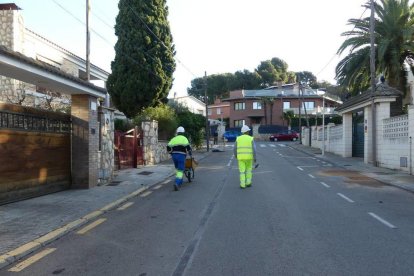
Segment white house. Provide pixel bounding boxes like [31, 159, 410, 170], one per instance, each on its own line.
[169, 95, 206, 116]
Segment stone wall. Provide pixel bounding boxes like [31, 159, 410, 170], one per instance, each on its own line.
[141, 120, 170, 165]
[98, 106, 115, 185]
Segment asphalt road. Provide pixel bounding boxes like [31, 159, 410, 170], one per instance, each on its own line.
[2, 142, 414, 275]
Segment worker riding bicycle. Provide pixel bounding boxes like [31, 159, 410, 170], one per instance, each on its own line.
[167, 126, 192, 191]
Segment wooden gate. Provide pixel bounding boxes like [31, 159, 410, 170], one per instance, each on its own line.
[0, 103, 71, 204]
[114, 127, 144, 170]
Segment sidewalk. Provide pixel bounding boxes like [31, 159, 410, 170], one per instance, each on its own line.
[0, 150, 210, 269]
[289, 143, 414, 194]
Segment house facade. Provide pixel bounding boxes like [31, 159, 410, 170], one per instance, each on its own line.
[222, 84, 342, 128]
[207, 98, 230, 121]
[0, 3, 109, 110]
[169, 95, 206, 116]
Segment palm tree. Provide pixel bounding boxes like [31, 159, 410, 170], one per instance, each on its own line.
[336, 0, 414, 95]
[283, 110, 295, 130]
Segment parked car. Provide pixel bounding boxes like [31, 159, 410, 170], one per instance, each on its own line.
[269, 130, 299, 141]
[223, 130, 242, 142]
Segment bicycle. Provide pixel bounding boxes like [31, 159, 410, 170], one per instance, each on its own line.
[184, 157, 196, 182]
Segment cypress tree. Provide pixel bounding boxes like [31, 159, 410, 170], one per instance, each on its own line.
[107, 0, 176, 118]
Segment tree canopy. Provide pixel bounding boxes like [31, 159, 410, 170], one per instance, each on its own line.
[187, 57, 299, 104]
[336, 0, 414, 95]
[107, 0, 176, 118]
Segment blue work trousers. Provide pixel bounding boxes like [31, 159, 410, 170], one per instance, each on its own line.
[172, 153, 186, 186]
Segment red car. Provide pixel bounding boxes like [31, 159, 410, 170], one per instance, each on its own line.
[269, 130, 299, 141]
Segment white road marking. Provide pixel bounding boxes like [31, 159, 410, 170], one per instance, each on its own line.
[162, 179, 170, 184]
[260, 144, 266, 148]
[227, 156, 233, 167]
[269, 144, 276, 147]
[278, 144, 286, 147]
[297, 167, 304, 171]
[368, 212, 397, 229]
[337, 193, 354, 203]
[8, 248, 57, 272]
[153, 184, 163, 190]
[308, 174, 315, 178]
[320, 182, 330, 188]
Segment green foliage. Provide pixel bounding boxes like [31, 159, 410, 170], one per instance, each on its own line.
[134, 104, 178, 139]
[336, 0, 414, 94]
[107, 0, 176, 118]
[114, 118, 134, 132]
[187, 57, 298, 102]
[176, 111, 205, 148]
[296, 71, 317, 88]
[291, 115, 342, 127]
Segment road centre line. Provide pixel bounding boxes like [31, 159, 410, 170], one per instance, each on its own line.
[77, 218, 107, 235]
[117, 202, 134, 211]
[227, 156, 233, 167]
[368, 212, 397, 229]
[320, 182, 330, 188]
[308, 174, 315, 178]
[297, 167, 304, 171]
[140, 191, 152, 197]
[152, 184, 163, 190]
[8, 248, 56, 272]
[337, 193, 355, 203]
[162, 179, 170, 184]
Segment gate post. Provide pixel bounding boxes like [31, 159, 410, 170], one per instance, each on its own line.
[71, 95, 99, 188]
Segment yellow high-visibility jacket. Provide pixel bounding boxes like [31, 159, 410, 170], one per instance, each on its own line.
[234, 134, 256, 160]
[167, 135, 192, 155]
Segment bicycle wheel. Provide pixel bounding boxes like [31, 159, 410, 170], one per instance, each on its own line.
[185, 168, 192, 182]
[190, 167, 194, 180]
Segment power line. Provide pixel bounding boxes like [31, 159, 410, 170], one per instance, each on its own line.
[316, 6, 368, 79]
[124, 0, 199, 78]
[51, 0, 115, 46]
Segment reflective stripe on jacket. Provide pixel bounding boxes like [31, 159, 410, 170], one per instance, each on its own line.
[235, 134, 254, 160]
[167, 135, 191, 155]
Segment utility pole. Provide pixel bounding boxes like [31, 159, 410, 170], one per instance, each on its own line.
[370, 0, 377, 166]
[204, 71, 209, 152]
[298, 79, 302, 144]
[86, 0, 91, 81]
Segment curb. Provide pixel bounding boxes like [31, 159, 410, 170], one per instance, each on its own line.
[0, 151, 212, 270]
[0, 185, 149, 269]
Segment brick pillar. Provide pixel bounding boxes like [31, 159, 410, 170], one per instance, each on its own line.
[71, 95, 99, 188]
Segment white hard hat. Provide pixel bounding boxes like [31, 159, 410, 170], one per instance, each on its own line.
[241, 125, 250, 133]
[177, 126, 185, 133]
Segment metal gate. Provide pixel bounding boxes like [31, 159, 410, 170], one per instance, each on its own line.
[114, 127, 144, 170]
[352, 112, 364, 158]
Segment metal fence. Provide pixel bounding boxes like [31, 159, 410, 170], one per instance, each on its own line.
[0, 110, 71, 133]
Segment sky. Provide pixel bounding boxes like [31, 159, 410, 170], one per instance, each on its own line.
[10, 0, 371, 97]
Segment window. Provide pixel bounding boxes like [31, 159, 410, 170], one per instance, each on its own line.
[283, 101, 291, 109]
[234, 102, 245, 110]
[208, 109, 212, 115]
[253, 102, 262, 110]
[234, 120, 245, 127]
[217, 108, 221, 115]
[303, 101, 315, 109]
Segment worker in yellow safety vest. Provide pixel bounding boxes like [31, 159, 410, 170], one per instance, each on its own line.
[234, 125, 257, 189]
[167, 126, 192, 191]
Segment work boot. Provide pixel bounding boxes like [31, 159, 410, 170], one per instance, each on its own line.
[174, 184, 180, 191]
[246, 184, 252, 188]
[240, 186, 246, 189]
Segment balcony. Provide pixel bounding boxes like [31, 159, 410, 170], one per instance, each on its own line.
[283, 107, 337, 115]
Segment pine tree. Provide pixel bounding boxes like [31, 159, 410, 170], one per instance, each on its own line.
[107, 0, 176, 118]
